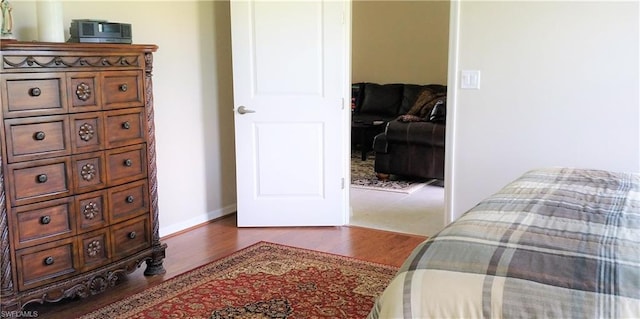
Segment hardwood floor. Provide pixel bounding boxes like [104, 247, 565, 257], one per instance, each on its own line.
[25, 214, 427, 318]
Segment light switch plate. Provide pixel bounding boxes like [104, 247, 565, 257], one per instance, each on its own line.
[461, 70, 481, 89]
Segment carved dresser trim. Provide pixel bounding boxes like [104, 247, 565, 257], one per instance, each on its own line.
[0, 42, 166, 310]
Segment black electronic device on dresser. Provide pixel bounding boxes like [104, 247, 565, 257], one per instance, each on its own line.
[69, 19, 132, 44]
[0, 42, 166, 310]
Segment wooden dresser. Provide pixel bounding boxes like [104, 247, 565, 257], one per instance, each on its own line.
[0, 42, 166, 310]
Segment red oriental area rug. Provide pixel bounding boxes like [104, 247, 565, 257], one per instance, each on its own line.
[79, 242, 398, 319]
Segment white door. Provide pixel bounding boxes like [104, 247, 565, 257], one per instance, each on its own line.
[230, 0, 350, 227]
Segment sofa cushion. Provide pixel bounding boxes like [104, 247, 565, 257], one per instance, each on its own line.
[384, 120, 445, 147]
[359, 83, 404, 117]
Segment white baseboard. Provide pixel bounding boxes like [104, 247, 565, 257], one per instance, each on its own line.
[159, 204, 237, 238]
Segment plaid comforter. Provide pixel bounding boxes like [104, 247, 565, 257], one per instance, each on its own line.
[369, 168, 640, 319]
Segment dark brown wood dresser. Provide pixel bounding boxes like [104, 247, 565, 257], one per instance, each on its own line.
[0, 42, 166, 310]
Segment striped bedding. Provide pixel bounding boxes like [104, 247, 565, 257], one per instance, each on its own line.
[369, 168, 640, 319]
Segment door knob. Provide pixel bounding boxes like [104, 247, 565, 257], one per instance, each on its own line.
[237, 106, 256, 115]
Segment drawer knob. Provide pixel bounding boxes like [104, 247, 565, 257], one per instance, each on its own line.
[119, 84, 128, 92]
[33, 131, 46, 141]
[122, 121, 131, 129]
[124, 159, 133, 167]
[29, 87, 42, 97]
[43, 256, 54, 266]
[126, 195, 135, 203]
[36, 174, 48, 183]
[40, 215, 51, 225]
[128, 231, 137, 239]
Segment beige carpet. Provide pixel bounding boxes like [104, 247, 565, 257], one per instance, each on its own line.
[350, 184, 445, 237]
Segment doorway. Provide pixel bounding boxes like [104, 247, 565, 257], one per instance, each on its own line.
[349, 1, 451, 236]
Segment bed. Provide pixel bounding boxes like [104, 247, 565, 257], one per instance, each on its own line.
[369, 167, 639, 318]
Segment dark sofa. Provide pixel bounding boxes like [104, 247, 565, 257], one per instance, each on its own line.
[352, 82, 445, 123]
[351, 82, 447, 181]
[351, 83, 446, 160]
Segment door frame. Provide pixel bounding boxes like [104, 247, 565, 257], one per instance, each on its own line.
[343, 0, 354, 225]
[346, 0, 460, 228]
[444, 0, 460, 226]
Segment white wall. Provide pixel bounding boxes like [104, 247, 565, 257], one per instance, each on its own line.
[449, 1, 640, 219]
[9, 1, 237, 236]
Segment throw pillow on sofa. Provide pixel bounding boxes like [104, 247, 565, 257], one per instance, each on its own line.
[428, 99, 446, 123]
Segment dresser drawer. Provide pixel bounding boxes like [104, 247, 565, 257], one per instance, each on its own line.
[8, 157, 73, 207]
[104, 108, 145, 148]
[102, 70, 143, 109]
[105, 144, 147, 186]
[78, 228, 111, 271]
[70, 112, 104, 154]
[1, 73, 68, 118]
[15, 238, 78, 291]
[75, 190, 109, 233]
[108, 179, 148, 223]
[72, 151, 107, 193]
[13, 197, 75, 249]
[67, 72, 101, 112]
[110, 215, 150, 260]
[4, 115, 71, 163]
